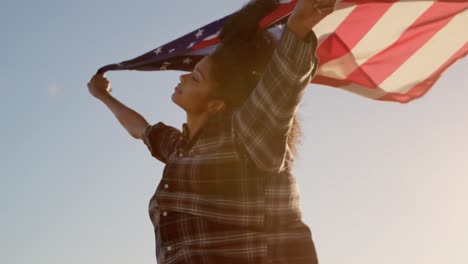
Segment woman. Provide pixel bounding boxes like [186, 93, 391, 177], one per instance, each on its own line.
[88, 0, 335, 263]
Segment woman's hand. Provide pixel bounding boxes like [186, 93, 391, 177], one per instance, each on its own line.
[86, 72, 149, 139]
[287, 0, 336, 39]
[87, 73, 112, 100]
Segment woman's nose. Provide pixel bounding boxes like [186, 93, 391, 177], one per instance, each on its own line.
[179, 74, 188, 83]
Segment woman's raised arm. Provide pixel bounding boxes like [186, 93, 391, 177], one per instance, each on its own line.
[232, 0, 335, 172]
[87, 73, 150, 139]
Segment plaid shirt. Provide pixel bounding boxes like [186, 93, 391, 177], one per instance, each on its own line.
[143, 26, 319, 264]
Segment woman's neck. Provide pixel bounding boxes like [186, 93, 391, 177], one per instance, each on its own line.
[185, 112, 210, 141]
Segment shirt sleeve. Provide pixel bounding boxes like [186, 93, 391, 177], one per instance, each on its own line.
[233, 26, 319, 172]
[141, 122, 182, 163]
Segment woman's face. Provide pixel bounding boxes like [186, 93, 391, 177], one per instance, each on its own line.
[172, 56, 222, 115]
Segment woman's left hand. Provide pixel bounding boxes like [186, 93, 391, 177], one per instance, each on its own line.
[287, 0, 336, 39]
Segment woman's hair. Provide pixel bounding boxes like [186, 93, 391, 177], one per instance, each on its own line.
[208, 0, 303, 155]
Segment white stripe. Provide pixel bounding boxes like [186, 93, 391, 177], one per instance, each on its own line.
[337, 82, 387, 100]
[203, 31, 220, 41]
[312, 2, 357, 46]
[317, 1, 433, 79]
[380, 10, 468, 93]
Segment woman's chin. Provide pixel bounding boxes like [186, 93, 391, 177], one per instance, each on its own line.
[171, 92, 178, 103]
[171, 93, 182, 108]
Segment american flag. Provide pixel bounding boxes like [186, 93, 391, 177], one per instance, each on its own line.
[97, 0, 467, 103]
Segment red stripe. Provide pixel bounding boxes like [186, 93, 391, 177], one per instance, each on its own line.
[259, 0, 298, 29]
[377, 42, 468, 103]
[311, 75, 353, 87]
[193, 38, 220, 50]
[316, 1, 397, 65]
[346, 1, 467, 89]
[194, 0, 299, 50]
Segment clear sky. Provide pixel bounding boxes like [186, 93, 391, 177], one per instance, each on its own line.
[2, 1, 467, 264]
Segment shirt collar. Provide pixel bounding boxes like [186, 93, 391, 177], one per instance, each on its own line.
[180, 109, 232, 148]
[182, 123, 189, 140]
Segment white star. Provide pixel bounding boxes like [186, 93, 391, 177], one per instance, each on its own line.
[187, 42, 195, 49]
[154, 47, 162, 55]
[169, 48, 175, 53]
[183, 57, 192, 65]
[195, 29, 204, 38]
[160, 62, 171, 70]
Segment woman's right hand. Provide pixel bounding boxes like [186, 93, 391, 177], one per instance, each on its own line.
[87, 73, 112, 100]
[287, 0, 336, 39]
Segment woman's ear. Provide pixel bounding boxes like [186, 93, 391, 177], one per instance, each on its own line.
[208, 99, 226, 113]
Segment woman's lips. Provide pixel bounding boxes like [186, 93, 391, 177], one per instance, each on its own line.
[175, 85, 182, 94]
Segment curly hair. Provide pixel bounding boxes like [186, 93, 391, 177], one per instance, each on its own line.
[208, 0, 303, 155]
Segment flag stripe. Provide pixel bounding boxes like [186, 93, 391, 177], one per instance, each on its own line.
[312, 1, 357, 47]
[325, 38, 468, 102]
[378, 42, 468, 102]
[338, 82, 387, 100]
[316, 1, 397, 65]
[317, 1, 433, 80]
[311, 74, 352, 87]
[259, 0, 298, 28]
[379, 9, 468, 93]
[194, 37, 219, 50]
[195, 0, 300, 50]
[346, 1, 467, 89]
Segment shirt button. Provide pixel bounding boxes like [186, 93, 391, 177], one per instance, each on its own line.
[164, 184, 169, 189]
[167, 246, 172, 251]
[162, 211, 167, 216]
